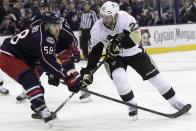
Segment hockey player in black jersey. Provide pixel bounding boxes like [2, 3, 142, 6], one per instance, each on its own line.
[51, 22, 92, 103]
[80, 1, 191, 120]
[0, 12, 80, 123]
[16, 0, 53, 102]
[1, 0, 52, 97]
[16, 19, 92, 103]
[16, 0, 91, 103]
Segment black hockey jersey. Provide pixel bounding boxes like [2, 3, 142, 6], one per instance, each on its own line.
[55, 22, 78, 53]
[0, 25, 67, 79]
[30, 18, 77, 53]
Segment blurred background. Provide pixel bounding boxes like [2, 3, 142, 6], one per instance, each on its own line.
[0, 0, 195, 36]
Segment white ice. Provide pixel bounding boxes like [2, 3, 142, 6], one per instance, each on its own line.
[0, 51, 196, 131]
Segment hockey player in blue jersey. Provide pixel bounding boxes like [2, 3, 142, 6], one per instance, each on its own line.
[0, 12, 80, 123]
[16, 0, 92, 103]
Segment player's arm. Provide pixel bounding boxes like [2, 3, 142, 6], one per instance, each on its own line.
[37, 37, 79, 93]
[105, 22, 142, 57]
[121, 14, 142, 48]
[37, 38, 68, 80]
[87, 42, 104, 69]
[57, 23, 80, 63]
[128, 23, 142, 45]
[80, 23, 104, 87]
[80, 42, 104, 87]
[121, 22, 141, 47]
[61, 22, 78, 48]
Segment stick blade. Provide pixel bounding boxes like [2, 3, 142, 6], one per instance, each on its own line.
[170, 104, 192, 118]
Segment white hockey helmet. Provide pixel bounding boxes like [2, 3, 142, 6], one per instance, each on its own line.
[100, 1, 119, 18]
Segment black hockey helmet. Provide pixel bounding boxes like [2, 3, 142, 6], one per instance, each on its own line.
[40, 0, 51, 7]
[42, 11, 61, 24]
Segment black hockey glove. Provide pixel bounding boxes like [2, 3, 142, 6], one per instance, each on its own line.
[106, 34, 124, 57]
[47, 73, 60, 86]
[80, 68, 93, 87]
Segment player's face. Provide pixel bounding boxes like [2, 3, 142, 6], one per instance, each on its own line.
[101, 15, 113, 27]
[49, 24, 60, 38]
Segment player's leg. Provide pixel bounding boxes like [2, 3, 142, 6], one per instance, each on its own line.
[148, 73, 186, 110]
[0, 72, 9, 95]
[126, 48, 190, 111]
[18, 70, 54, 122]
[16, 65, 44, 102]
[105, 57, 138, 119]
[0, 53, 53, 122]
[80, 89, 92, 103]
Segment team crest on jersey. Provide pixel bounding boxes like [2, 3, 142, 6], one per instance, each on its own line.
[32, 25, 39, 33]
[46, 37, 55, 44]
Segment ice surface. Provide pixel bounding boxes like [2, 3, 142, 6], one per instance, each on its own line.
[1, 51, 196, 131]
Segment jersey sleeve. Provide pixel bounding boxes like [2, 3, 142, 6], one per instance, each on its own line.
[86, 42, 104, 70]
[122, 11, 139, 32]
[56, 23, 78, 54]
[90, 22, 101, 49]
[62, 23, 77, 46]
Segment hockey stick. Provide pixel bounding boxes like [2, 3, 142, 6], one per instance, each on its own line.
[32, 56, 110, 120]
[54, 92, 75, 114]
[81, 88, 191, 118]
[88, 55, 109, 77]
[54, 55, 109, 113]
[31, 92, 75, 119]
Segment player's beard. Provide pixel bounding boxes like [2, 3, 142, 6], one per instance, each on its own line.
[51, 30, 59, 38]
[103, 20, 117, 30]
[48, 25, 60, 38]
[103, 15, 118, 30]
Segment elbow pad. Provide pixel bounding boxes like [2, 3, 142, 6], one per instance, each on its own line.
[120, 29, 142, 48]
[129, 29, 142, 44]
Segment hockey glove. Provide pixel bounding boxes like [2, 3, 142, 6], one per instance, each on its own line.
[57, 50, 72, 64]
[106, 34, 123, 57]
[47, 73, 60, 86]
[71, 47, 80, 63]
[65, 70, 80, 93]
[57, 48, 80, 64]
[80, 68, 93, 87]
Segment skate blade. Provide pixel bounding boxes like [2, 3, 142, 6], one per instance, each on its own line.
[16, 99, 27, 104]
[47, 120, 54, 128]
[0, 93, 9, 96]
[130, 115, 138, 121]
[0, 90, 9, 95]
[80, 97, 92, 103]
